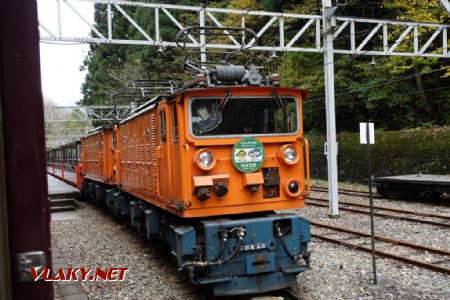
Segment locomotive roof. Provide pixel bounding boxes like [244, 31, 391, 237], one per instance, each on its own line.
[118, 85, 309, 126]
[78, 85, 310, 138]
[47, 140, 80, 151]
[169, 85, 309, 99]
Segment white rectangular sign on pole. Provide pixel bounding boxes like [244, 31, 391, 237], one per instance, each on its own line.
[360, 123, 375, 144]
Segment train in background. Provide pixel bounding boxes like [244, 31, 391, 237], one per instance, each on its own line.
[47, 64, 312, 296]
[47, 141, 82, 188]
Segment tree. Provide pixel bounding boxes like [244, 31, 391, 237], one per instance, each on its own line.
[277, 0, 450, 132]
[81, 0, 450, 132]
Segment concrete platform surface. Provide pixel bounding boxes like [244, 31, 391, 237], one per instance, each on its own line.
[52, 241, 88, 300]
[51, 212, 80, 222]
[375, 174, 450, 185]
[47, 174, 79, 196]
[47, 167, 77, 186]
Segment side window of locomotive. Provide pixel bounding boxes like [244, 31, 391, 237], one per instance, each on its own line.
[77, 144, 82, 162]
[159, 110, 167, 144]
[112, 129, 117, 149]
[190, 97, 299, 137]
[172, 105, 178, 143]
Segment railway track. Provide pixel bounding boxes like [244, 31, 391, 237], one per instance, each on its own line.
[221, 288, 302, 300]
[306, 197, 450, 228]
[311, 186, 373, 197]
[218, 288, 301, 300]
[311, 221, 450, 275]
[311, 185, 450, 203]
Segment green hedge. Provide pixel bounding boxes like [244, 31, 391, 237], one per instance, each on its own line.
[306, 127, 450, 182]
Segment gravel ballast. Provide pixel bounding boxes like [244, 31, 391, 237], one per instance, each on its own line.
[51, 191, 450, 299]
[52, 203, 209, 300]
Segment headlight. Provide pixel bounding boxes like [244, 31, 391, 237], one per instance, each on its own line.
[284, 147, 297, 163]
[278, 144, 299, 165]
[194, 148, 217, 170]
[199, 151, 213, 168]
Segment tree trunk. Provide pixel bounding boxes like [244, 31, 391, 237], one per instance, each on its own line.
[414, 65, 431, 114]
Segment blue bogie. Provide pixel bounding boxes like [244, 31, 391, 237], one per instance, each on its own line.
[94, 184, 103, 203]
[105, 188, 116, 210]
[81, 180, 311, 296]
[144, 208, 160, 240]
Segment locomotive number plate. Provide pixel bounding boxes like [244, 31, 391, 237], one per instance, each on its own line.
[239, 242, 268, 252]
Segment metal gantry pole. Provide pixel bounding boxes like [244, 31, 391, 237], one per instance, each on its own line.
[366, 122, 378, 285]
[199, 6, 207, 69]
[322, 0, 340, 218]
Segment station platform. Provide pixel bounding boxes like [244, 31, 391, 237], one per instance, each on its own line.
[47, 166, 77, 187]
[47, 174, 79, 213]
[47, 174, 79, 196]
[375, 174, 450, 198]
[375, 174, 450, 184]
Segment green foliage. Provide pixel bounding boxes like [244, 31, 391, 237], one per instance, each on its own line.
[307, 127, 450, 182]
[81, 0, 450, 132]
[277, 0, 450, 132]
[81, 0, 198, 106]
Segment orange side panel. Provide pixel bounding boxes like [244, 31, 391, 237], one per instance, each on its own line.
[76, 163, 83, 190]
[111, 87, 310, 219]
[81, 128, 116, 185]
[120, 111, 160, 198]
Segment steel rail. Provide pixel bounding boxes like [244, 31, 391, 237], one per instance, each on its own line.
[311, 221, 450, 256]
[312, 233, 450, 274]
[237, 288, 301, 300]
[311, 186, 372, 197]
[308, 196, 450, 221]
[311, 222, 450, 275]
[305, 199, 450, 228]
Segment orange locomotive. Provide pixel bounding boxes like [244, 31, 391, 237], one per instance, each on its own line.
[83, 86, 310, 217]
[79, 68, 312, 296]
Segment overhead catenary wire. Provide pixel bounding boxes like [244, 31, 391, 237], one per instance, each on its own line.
[306, 68, 444, 103]
[306, 85, 450, 112]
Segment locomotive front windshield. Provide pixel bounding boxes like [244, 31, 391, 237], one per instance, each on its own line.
[190, 96, 299, 137]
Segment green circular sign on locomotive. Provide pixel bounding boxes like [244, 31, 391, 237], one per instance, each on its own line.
[232, 137, 265, 173]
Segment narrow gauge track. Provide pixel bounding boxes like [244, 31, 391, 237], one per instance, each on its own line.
[86, 203, 302, 300]
[311, 186, 450, 203]
[217, 288, 301, 300]
[311, 186, 373, 197]
[306, 197, 450, 228]
[311, 221, 450, 274]
[227, 288, 302, 300]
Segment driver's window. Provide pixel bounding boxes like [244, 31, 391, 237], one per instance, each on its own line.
[191, 98, 221, 135]
[191, 100, 217, 123]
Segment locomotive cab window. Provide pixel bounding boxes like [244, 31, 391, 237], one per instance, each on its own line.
[172, 105, 178, 143]
[190, 96, 299, 137]
[159, 110, 167, 144]
[77, 144, 82, 162]
[112, 129, 117, 149]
